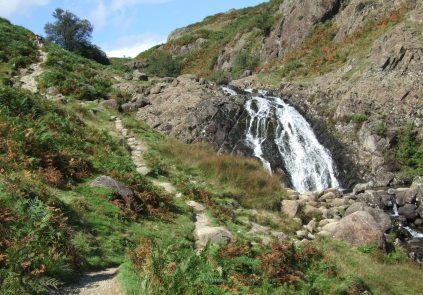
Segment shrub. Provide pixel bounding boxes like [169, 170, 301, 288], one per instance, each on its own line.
[373, 121, 387, 136]
[350, 113, 368, 123]
[145, 51, 181, 77]
[39, 43, 112, 100]
[207, 70, 230, 84]
[396, 124, 423, 174]
[231, 51, 259, 79]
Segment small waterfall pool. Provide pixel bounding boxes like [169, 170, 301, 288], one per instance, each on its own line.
[223, 87, 339, 193]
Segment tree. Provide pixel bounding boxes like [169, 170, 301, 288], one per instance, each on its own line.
[45, 8, 110, 65]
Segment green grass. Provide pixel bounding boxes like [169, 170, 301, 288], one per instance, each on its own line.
[318, 237, 423, 295]
[122, 116, 286, 210]
[0, 84, 172, 293]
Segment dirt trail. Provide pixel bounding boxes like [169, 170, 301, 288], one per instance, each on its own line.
[51, 268, 121, 295]
[20, 49, 47, 93]
[112, 116, 182, 197]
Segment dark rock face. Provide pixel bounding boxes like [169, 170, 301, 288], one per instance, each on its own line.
[398, 204, 418, 222]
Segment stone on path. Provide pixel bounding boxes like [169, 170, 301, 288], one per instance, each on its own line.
[187, 200, 232, 250]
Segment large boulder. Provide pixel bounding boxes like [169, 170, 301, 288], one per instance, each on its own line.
[281, 200, 299, 218]
[398, 204, 418, 221]
[357, 191, 384, 208]
[345, 202, 391, 232]
[321, 211, 386, 249]
[395, 188, 417, 206]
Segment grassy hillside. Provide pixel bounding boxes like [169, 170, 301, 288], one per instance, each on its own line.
[1, 14, 422, 295]
[135, 0, 282, 79]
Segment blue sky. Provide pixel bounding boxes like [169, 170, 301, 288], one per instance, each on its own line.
[0, 0, 267, 57]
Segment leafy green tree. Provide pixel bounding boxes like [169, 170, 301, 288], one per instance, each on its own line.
[45, 8, 109, 65]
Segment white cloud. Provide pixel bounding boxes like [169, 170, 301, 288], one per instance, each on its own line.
[91, 0, 172, 29]
[0, 0, 51, 17]
[105, 34, 166, 58]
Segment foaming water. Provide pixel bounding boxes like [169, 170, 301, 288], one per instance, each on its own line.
[221, 87, 340, 193]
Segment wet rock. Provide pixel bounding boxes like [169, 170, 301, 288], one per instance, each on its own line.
[281, 200, 299, 218]
[398, 204, 418, 221]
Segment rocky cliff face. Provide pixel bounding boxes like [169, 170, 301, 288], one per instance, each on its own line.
[129, 0, 422, 189]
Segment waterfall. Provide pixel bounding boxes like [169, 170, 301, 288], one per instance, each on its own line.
[392, 203, 399, 217]
[228, 87, 339, 193]
[404, 227, 423, 239]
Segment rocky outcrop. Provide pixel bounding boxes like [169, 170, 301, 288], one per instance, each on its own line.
[262, 0, 344, 61]
[136, 75, 249, 150]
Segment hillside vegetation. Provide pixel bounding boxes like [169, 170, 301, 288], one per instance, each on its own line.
[131, 0, 423, 181]
[1, 4, 423, 295]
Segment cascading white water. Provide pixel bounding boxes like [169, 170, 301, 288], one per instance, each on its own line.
[239, 89, 339, 193]
[392, 203, 399, 217]
[404, 226, 423, 239]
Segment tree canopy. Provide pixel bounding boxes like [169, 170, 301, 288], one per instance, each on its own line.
[45, 8, 109, 65]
